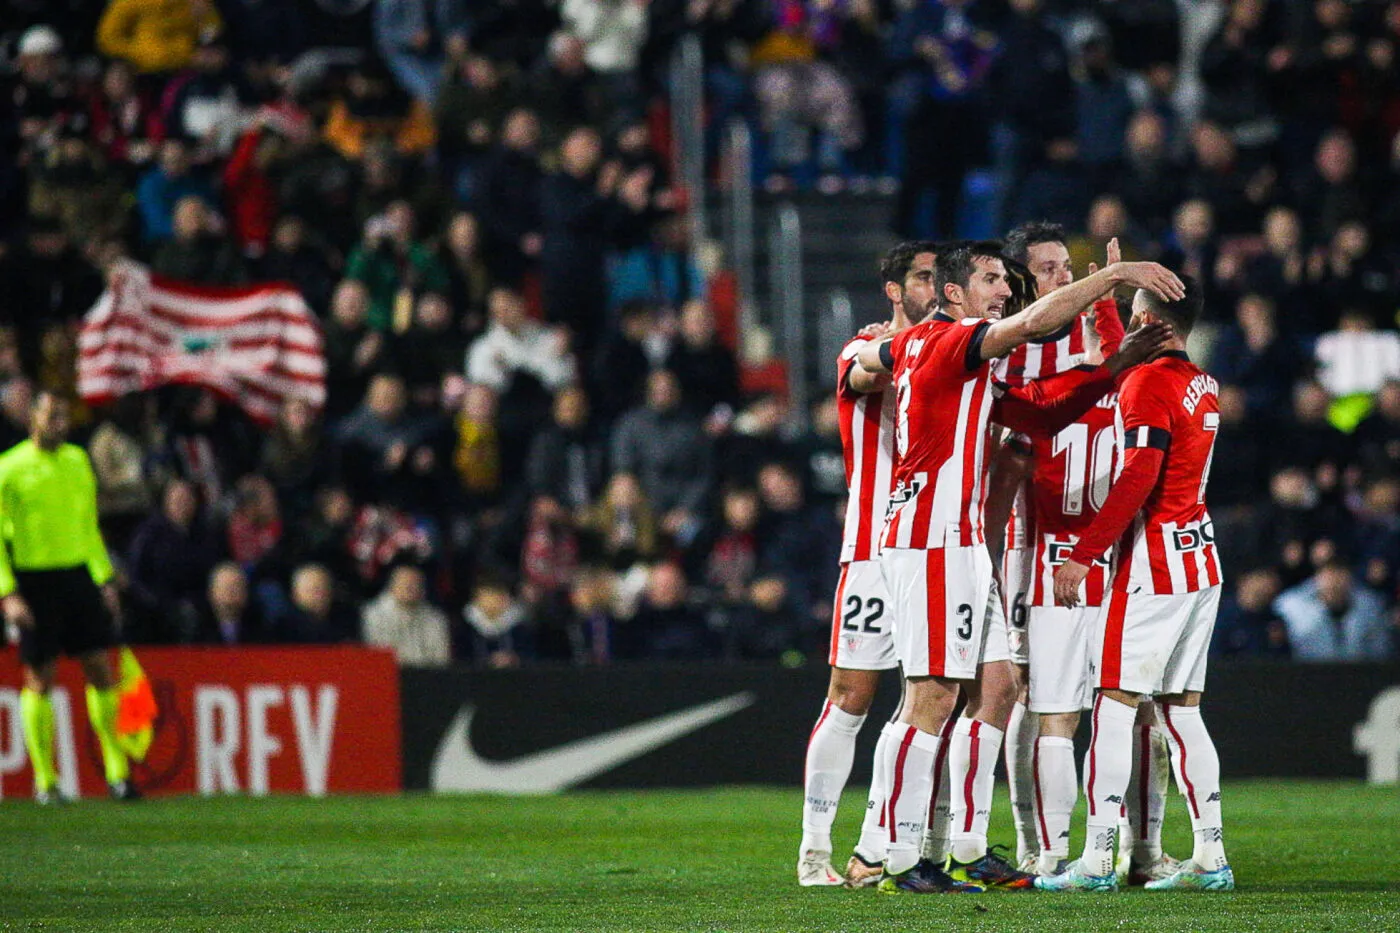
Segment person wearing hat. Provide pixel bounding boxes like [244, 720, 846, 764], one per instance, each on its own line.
[10, 26, 76, 155]
[97, 0, 223, 75]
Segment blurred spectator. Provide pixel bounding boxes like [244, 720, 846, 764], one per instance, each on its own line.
[1207, 385, 1266, 512]
[629, 562, 710, 659]
[436, 56, 523, 203]
[8, 26, 78, 159]
[986, 0, 1075, 230]
[88, 396, 157, 549]
[260, 399, 324, 504]
[750, 0, 863, 191]
[1271, 381, 1353, 487]
[1273, 562, 1395, 662]
[1212, 568, 1289, 657]
[452, 381, 503, 506]
[277, 563, 358, 643]
[891, 0, 999, 237]
[466, 285, 577, 397]
[158, 32, 249, 158]
[1157, 199, 1219, 313]
[322, 60, 436, 161]
[396, 292, 467, 408]
[716, 393, 798, 487]
[285, 486, 358, 587]
[475, 107, 545, 284]
[611, 369, 712, 541]
[373, 0, 471, 105]
[336, 373, 444, 506]
[345, 200, 449, 332]
[590, 299, 656, 424]
[1312, 222, 1396, 328]
[28, 134, 130, 244]
[135, 137, 215, 243]
[528, 386, 605, 513]
[323, 280, 389, 423]
[520, 495, 580, 657]
[1198, 0, 1286, 143]
[702, 484, 760, 629]
[192, 561, 268, 644]
[1354, 381, 1400, 477]
[1184, 121, 1263, 236]
[126, 478, 219, 642]
[0, 379, 31, 451]
[97, 0, 224, 75]
[665, 299, 739, 421]
[151, 195, 248, 284]
[0, 218, 103, 374]
[1241, 205, 1310, 320]
[1210, 293, 1303, 413]
[529, 31, 611, 147]
[87, 58, 162, 170]
[1352, 477, 1400, 596]
[436, 211, 492, 339]
[540, 126, 625, 348]
[257, 215, 336, 314]
[581, 472, 658, 569]
[462, 574, 531, 667]
[1295, 129, 1365, 240]
[1075, 33, 1135, 197]
[226, 473, 284, 575]
[1314, 311, 1400, 401]
[562, 0, 649, 114]
[796, 392, 846, 508]
[361, 563, 452, 666]
[1118, 110, 1184, 240]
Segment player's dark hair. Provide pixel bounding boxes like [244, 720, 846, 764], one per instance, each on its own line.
[1002, 221, 1067, 265]
[879, 240, 941, 286]
[935, 240, 1005, 306]
[1140, 273, 1204, 336]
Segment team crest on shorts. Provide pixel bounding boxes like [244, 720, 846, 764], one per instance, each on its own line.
[953, 643, 971, 664]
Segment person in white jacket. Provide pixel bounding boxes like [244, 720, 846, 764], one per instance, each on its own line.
[362, 564, 453, 667]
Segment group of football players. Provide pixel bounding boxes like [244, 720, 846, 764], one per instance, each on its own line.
[797, 224, 1234, 894]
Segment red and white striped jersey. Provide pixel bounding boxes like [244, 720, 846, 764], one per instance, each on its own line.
[837, 336, 896, 563]
[990, 314, 1089, 388]
[1028, 394, 1120, 607]
[1110, 353, 1223, 595]
[883, 315, 996, 550]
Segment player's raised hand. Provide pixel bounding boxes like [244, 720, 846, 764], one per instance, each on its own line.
[1106, 320, 1174, 374]
[858, 321, 893, 340]
[1106, 236, 1121, 266]
[1112, 262, 1185, 302]
[1053, 560, 1090, 608]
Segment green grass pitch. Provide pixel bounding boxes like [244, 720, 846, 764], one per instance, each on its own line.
[2, 780, 1397, 931]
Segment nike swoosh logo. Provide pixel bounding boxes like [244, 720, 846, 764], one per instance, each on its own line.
[430, 692, 756, 793]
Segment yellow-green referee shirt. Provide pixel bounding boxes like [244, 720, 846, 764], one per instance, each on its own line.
[0, 440, 115, 598]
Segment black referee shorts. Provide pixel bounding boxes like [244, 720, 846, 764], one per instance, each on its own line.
[14, 568, 116, 668]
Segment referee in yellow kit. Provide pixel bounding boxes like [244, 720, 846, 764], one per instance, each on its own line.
[1, 391, 136, 802]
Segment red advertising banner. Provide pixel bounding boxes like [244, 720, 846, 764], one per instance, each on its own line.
[0, 646, 401, 799]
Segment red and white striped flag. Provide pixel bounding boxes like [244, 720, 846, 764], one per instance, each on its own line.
[78, 261, 325, 426]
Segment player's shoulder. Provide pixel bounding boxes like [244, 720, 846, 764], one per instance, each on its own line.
[839, 334, 870, 361]
[57, 442, 94, 467]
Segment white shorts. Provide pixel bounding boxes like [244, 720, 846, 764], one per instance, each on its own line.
[1027, 605, 1094, 714]
[981, 572, 1011, 665]
[1001, 545, 1032, 665]
[1090, 585, 1222, 696]
[828, 560, 898, 671]
[880, 545, 994, 680]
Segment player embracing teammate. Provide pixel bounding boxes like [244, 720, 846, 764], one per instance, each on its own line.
[854, 242, 1180, 893]
[1039, 276, 1235, 893]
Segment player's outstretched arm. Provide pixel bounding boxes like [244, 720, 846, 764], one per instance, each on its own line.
[856, 337, 893, 375]
[847, 322, 895, 394]
[979, 262, 1183, 362]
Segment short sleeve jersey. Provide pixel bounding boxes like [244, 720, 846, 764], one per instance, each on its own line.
[837, 336, 896, 563]
[883, 315, 996, 551]
[1110, 352, 1223, 595]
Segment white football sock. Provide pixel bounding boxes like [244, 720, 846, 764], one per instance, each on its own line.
[1081, 694, 1136, 878]
[854, 723, 894, 863]
[879, 722, 941, 874]
[1033, 735, 1076, 871]
[1158, 703, 1228, 871]
[800, 701, 866, 856]
[1124, 722, 1168, 865]
[949, 717, 1005, 865]
[919, 715, 954, 863]
[1005, 701, 1039, 863]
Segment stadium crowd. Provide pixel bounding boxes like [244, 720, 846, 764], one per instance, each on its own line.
[0, 0, 1396, 667]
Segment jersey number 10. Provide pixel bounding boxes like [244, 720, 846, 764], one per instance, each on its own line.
[1052, 423, 1116, 516]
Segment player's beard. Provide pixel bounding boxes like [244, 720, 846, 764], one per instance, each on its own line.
[905, 296, 937, 324]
